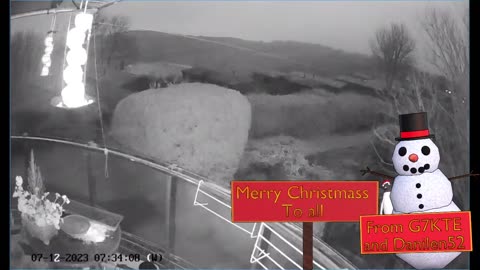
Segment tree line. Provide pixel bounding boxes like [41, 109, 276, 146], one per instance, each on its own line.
[370, 5, 469, 209]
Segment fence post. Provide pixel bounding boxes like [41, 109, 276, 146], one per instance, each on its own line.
[86, 151, 97, 206]
[303, 222, 313, 270]
[165, 175, 177, 255]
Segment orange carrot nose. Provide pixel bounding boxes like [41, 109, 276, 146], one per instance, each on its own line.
[409, 154, 419, 162]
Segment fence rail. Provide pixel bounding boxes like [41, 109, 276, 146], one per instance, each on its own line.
[10, 135, 357, 270]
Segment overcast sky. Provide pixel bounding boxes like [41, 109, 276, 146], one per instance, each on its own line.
[99, 0, 467, 54]
[12, 0, 468, 71]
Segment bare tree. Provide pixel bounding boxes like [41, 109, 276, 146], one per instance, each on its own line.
[422, 6, 469, 142]
[95, 15, 130, 35]
[423, 8, 468, 89]
[93, 14, 131, 75]
[420, 5, 469, 209]
[370, 23, 416, 91]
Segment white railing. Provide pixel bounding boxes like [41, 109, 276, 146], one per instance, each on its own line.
[193, 180, 258, 238]
[250, 223, 327, 270]
[193, 180, 329, 270]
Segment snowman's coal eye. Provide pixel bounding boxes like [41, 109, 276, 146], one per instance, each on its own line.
[398, 147, 407, 156]
[421, 146, 430, 156]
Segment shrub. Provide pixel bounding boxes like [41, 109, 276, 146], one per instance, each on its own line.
[121, 76, 151, 92]
[238, 136, 334, 180]
[248, 92, 388, 139]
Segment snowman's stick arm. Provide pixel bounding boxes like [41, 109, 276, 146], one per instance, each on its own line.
[360, 167, 394, 180]
[448, 172, 480, 181]
[368, 171, 394, 180]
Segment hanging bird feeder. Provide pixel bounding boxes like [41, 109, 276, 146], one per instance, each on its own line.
[52, 6, 95, 109]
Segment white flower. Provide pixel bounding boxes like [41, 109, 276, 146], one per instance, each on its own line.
[13, 178, 69, 228]
[41, 192, 50, 200]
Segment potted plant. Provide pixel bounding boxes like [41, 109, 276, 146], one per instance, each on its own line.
[12, 150, 70, 245]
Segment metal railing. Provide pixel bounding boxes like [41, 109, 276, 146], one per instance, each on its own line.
[10, 135, 357, 270]
[11, 1, 121, 20]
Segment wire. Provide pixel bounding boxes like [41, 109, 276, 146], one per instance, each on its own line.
[71, 0, 80, 10]
[84, 0, 89, 13]
[92, 17, 109, 179]
[49, 9, 57, 31]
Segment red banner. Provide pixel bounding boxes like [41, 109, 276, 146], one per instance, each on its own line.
[231, 181, 378, 222]
[360, 212, 473, 254]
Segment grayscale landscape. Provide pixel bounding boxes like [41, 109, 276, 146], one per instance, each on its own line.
[10, 1, 469, 269]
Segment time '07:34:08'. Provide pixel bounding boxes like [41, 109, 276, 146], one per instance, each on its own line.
[94, 253, 142, 262]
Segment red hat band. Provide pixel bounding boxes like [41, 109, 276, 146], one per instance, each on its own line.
[400, 129, 430, 139]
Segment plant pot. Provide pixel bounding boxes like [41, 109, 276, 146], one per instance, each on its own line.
[21, 215, 58, 245]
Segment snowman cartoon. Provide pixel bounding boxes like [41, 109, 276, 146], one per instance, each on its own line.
[361, 112, 476, 269]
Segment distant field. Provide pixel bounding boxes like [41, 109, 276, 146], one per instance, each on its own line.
[120, 30, 376, 79]
[248, 91, 389, 139]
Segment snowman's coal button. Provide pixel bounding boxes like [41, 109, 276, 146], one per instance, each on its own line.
[417, 194, 422, 199]
[403, 165, 409, 171]
[416, 183, 421, 188]
[410, 168, 417, 174]
[419, 204, 424, 209]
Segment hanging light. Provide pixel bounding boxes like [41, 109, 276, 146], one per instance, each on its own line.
[44, 44, 54, 55]
[66, 27, 86, 49]
[74, 13, 94, 32]
[40, 10, 57, 77]
[62, 65, 84, 85]
[55, 9, 95, 109]
[61, 83, 90, 108]
[41, 66, 50, 77]
[41, 54, 52, 66]
[40, 33, 54, 77]
[44, 35, 54, 46]
[66, 47, 88, 66]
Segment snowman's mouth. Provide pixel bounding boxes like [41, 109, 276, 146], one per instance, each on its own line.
[402, 163, 430, 174]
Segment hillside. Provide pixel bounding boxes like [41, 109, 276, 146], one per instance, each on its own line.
[114, 30, 376, 80]
[196, 36, 375, 75]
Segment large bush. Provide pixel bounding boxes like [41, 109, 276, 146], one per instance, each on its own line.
[110, 83, 252, 186]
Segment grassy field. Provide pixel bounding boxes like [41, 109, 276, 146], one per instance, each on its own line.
[248, 91, 388, 139]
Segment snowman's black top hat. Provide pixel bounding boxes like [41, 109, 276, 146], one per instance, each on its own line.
[395, 112, 435, 141]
